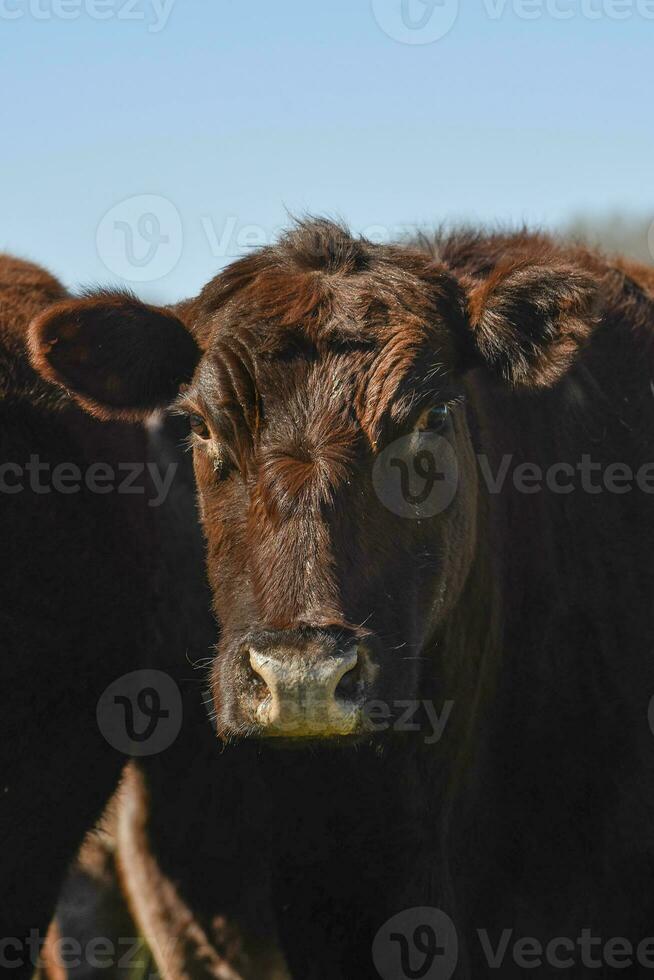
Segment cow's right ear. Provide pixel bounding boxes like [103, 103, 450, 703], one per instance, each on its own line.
[28, 291, 200, 421]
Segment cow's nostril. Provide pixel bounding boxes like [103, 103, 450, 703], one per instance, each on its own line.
[335, 655, 362, 700]
[247, 659, 270, 699]
[248, 652, 273, 696]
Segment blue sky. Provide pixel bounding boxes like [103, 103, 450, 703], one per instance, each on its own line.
[0, 0, 651, 302]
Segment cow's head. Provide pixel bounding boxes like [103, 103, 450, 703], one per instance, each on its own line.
[29, 222, 597, 743]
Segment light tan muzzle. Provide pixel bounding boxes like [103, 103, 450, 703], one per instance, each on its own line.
[249, 647, 361, 737]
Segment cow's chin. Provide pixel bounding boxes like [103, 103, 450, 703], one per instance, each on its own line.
[215, 695, 377, 746]
[250, 730, 375, 751]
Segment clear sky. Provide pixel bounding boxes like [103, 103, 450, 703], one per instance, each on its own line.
[1, 0, 651, 302]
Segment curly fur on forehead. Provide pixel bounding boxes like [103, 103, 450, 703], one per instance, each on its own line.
[187, 218, 466, 349]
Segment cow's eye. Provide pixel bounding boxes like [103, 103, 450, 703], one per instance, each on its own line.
[416, 404, 450, 432]
[189, 414, 210, 440]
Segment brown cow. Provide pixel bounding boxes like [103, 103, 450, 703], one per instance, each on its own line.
[0, 254, 204, 977]
[30, 222, 654, 978]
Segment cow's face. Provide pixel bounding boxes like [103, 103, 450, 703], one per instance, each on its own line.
[180, 309, 479, 742]
[29, 222, 597, 743]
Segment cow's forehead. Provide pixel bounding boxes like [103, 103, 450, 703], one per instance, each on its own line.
[194, 340, 368, 436]
[196, 295, 462, 452]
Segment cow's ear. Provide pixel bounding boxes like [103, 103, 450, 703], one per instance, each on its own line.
[28, 292, 200, 420]
[463, 260, 599, 388]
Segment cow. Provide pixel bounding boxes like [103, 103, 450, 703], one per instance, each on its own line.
[0, 253, 206, 977]
[28, 221, 654, 978]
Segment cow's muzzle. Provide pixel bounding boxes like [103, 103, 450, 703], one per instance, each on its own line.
[248, 644, 373, 738]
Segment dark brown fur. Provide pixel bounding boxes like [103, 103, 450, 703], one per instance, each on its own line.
[29, 222, 654, 978]
[0, 255, 210, 977]
[0, 255, 151, 972]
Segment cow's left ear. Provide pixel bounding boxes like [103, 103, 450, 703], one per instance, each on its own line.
[463, 259, 600, 388]
[28, 291, 201, 420]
